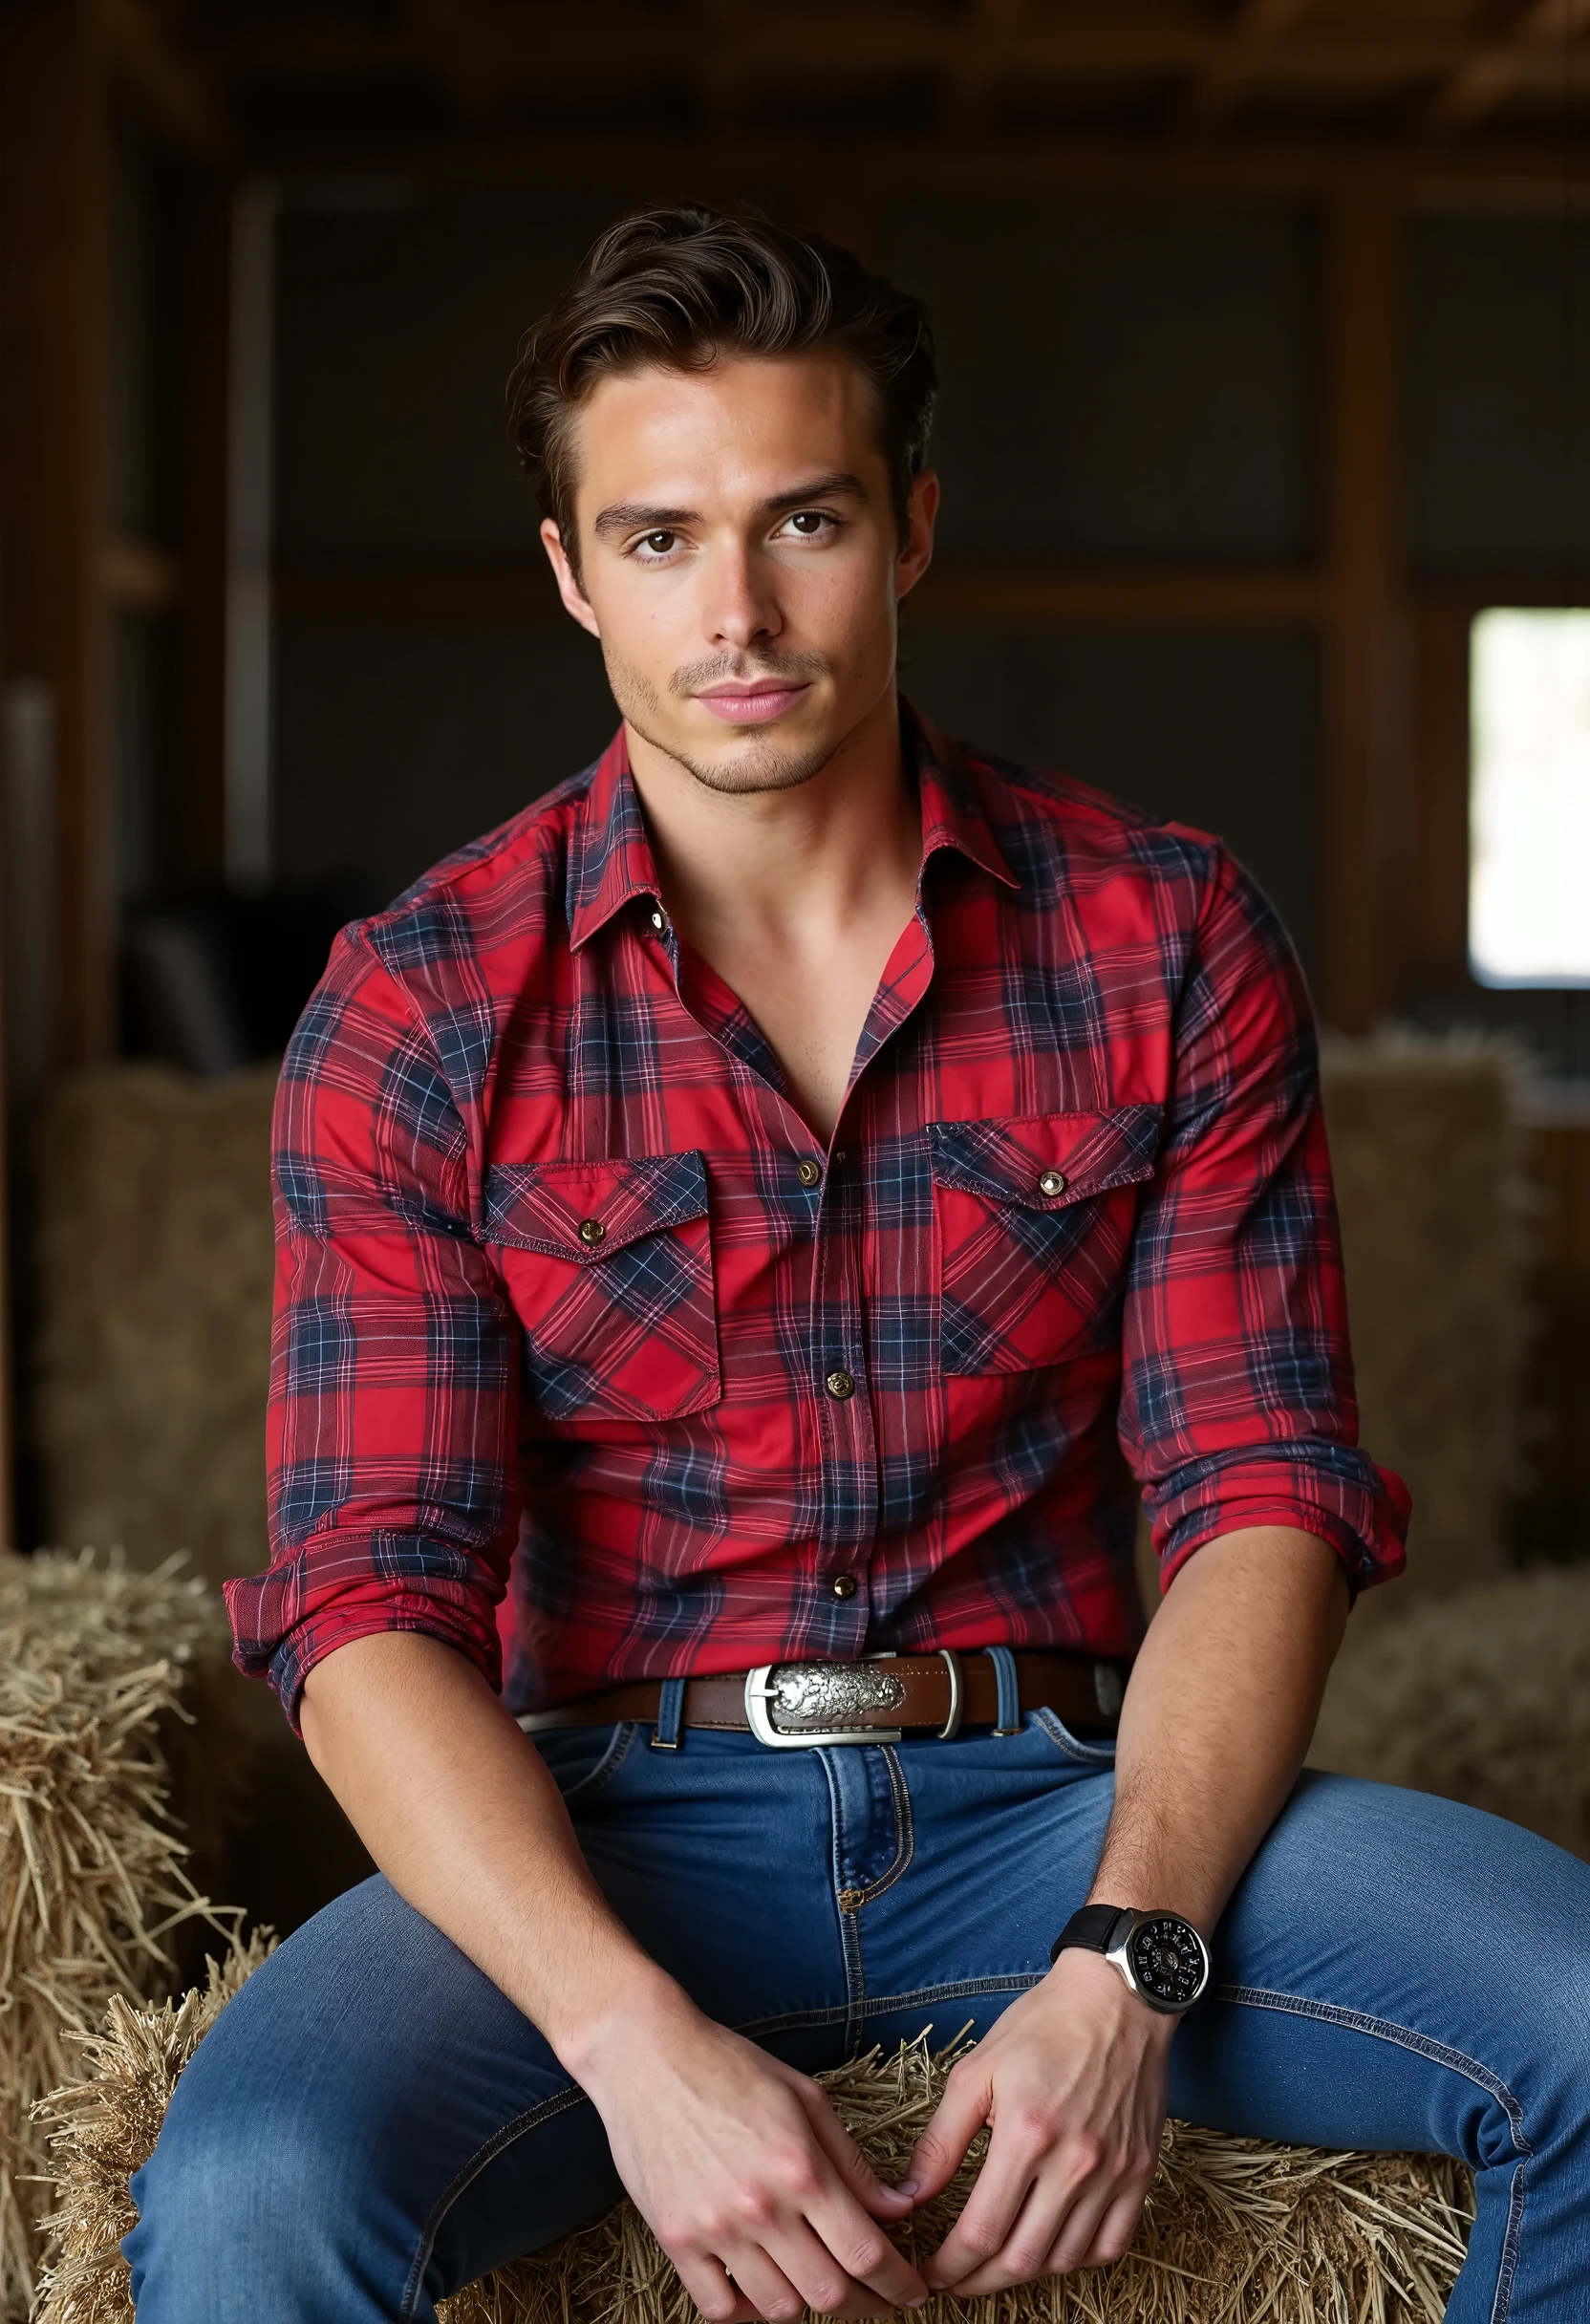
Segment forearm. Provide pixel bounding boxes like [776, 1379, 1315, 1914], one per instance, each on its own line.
[299, 1631, 679, 2073]
[1090, 1524, 1348, 1932]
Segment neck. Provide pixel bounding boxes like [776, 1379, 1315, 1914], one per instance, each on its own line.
[625, 686, 920, 950]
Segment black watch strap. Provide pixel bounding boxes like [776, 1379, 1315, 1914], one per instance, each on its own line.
[1050, 1903, 1131, 1965]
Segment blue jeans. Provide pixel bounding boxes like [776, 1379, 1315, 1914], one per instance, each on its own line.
[127, 1711, 1590, 2321]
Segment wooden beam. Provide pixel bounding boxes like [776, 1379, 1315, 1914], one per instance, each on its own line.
[273, 554, 1329, 632]
[200, 17, 1484, 97]
[1321, 175, 1413, 1034]
[1427, 0, 1590, 135]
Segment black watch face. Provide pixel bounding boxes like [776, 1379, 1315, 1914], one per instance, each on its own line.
[1127, 1916, 1207, 2010]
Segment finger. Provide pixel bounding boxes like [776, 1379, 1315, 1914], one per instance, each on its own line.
[798, 2184, 929, 2313]
[920, 2120, 1042, 2290]
[951, 2172, 1114, 2297]
[899, 2066, 992, 2201]
[717, 2248, 809, 2324]
[1077, 2177, 1153, 2270]
[670, 2251, 761, 2324]
[795, 2084, 915, 2218]
[763, 2220, 895, 2318]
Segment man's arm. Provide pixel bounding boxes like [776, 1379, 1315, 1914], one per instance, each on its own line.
[299, 1634, 929, 2323]
[901, 1521, 1347, 2292]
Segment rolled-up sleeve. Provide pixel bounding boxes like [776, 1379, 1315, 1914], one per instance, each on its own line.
[224, 930, 520, 1728]
[1119, 849, 1409, 1597]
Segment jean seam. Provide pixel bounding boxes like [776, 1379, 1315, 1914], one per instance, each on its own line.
[735, 1975, 1042, 2040]
[1032, 1706, 1116, 1765]
[1217, 1982, 1531, 2324]
[541, 1720, 639, 1805]
[853, 1748, 915, 1905]
[399, 2084, 589, 2319]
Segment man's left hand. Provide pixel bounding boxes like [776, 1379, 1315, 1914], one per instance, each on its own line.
[898, 1949, 1171, 2292]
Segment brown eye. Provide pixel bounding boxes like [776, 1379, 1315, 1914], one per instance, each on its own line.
[790, 512, 824, 533]
[643, 530, 675, 553]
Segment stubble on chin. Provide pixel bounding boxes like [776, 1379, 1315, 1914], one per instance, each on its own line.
[602, 649, 840, 798]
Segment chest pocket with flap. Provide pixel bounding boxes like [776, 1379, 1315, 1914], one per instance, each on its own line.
[483, 1151, 720, 1423]
[928, 1108, 1162, 1377]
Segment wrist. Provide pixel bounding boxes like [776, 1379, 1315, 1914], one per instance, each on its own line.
[548, 1955, 698, 2088]
[1043, 1945, 1179, 2040]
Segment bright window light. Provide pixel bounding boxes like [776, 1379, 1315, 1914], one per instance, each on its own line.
[1471, 609, 1590, 986]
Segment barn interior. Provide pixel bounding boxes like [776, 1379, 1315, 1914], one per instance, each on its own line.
[2, 0, 1590, 1953]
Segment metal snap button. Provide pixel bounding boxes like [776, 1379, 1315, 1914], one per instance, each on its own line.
[796, 1158, 822, 1188]
[825, 1368, 855, 1400]
[1038, 1169, 1067, 1197]
[830, 1574, 858, 1600]
[577, 1217, 606, 1246]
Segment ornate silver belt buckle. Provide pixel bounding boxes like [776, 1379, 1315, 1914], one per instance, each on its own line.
[743, 1660, 905, 1749]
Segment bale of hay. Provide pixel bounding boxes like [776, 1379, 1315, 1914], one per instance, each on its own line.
[32, 1933, 273, 2324]
[0, 1552, 245, 2321]
[1320, 1031, 1536, 1613]
[35, 1969, 1472, 2324]
[32, 1063, 278, 1582]
[1313, 1565, 1590, 1858]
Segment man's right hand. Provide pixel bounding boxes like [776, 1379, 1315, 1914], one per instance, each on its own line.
[571, 1990, 928, 2322]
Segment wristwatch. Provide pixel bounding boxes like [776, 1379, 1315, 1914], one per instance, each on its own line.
[1050, 1904, 1211, 2015]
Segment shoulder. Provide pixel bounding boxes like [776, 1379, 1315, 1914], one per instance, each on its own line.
[949, 730, 1259, 930]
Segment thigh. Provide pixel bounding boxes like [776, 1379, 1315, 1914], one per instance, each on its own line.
[128, 1875, 616, 2322]
[1172, 1770, 1590, 2157]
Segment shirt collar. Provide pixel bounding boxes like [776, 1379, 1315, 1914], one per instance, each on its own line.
[567, 701, 1019, 953]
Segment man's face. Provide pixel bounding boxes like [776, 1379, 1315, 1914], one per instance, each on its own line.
[541, 351, 937, 795]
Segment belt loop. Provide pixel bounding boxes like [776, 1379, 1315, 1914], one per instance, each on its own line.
[981, 1646, 1021, 1735]
[651, 1675, 687, 1751]
[935, 1647, 964, 1741]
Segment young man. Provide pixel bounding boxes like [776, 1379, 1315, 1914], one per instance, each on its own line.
[130, 209, 1589, 2322]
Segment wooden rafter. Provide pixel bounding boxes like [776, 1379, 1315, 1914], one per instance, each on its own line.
[1426, 0, 1590, 134]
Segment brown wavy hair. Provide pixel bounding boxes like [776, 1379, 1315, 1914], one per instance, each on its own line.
[506, 204, 936, 577]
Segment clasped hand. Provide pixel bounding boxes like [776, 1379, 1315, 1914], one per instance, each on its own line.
[575, 1952, 1170, 2321]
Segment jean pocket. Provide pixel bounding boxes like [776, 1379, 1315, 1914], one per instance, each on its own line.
[928, 1108, 1162, 1376]
[1032, 1705, 1119, 1766]
[528, 1722, 638, 1803]
[485, 1151, 720, 1422]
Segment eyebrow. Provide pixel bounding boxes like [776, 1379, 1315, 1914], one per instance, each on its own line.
[591, 472, 870, 543]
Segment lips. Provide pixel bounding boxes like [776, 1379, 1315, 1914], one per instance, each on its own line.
[695, 681, 811, 725]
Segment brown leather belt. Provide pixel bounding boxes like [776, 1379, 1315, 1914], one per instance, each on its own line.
[517, 1649, 1128, 1747]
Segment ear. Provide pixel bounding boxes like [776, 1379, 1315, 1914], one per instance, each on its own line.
[541, 519, 602, 640]
[894, 470, 939, 604]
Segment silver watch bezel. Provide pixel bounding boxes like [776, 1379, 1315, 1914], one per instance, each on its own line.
[1104, 1908, 1211, 2016]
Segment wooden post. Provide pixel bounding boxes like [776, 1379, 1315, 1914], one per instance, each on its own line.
[1321, 173, 1414, 1032]
[0, 0, 112, 1068]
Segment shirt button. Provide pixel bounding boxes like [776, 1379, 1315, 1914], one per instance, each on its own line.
[830, 1574, 858, 1600]
[825, 1368, 855, 1400]
[796, 1158, 823, 1188]
[650, 907, 668, 932]
[1038, 1169, 1067, 1197]
[577, 1217, 606, 1245]
[833, 1149, 847, 1167]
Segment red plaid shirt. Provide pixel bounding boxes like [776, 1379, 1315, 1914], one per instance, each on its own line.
[226, 709, 1407, 1724]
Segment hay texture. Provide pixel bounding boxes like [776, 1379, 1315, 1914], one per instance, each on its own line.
[1320, 1031, 1536, 1613]
[32, 1064, 278, 1582]
[0, 1551, 242, 2321]
[37, 1979, 1472, 2324]
[1313, 1565, 1590, 1858]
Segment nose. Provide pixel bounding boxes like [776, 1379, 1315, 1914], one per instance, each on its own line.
[703, 540, 782, 651]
